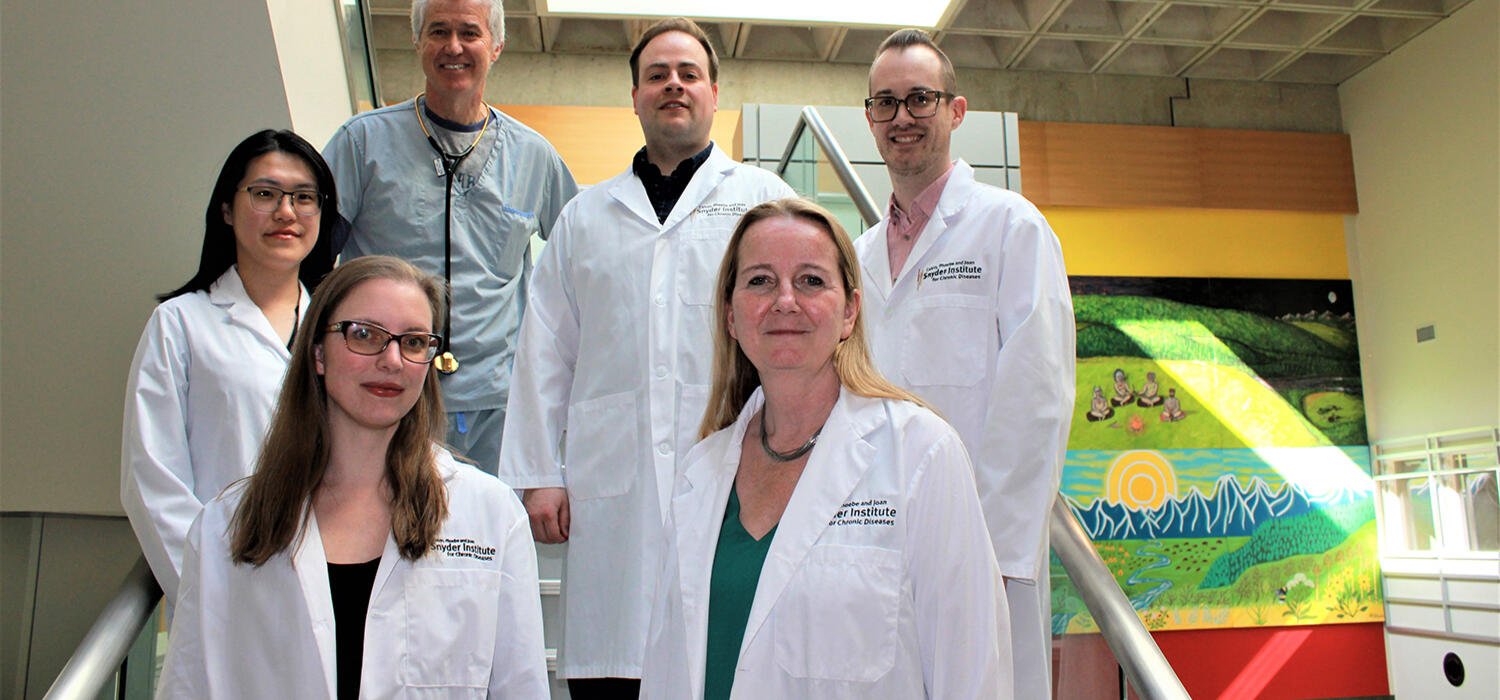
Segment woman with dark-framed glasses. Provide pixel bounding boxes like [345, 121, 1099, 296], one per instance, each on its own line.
[122, 129, 338, 605]
[157, 256, 548, 699]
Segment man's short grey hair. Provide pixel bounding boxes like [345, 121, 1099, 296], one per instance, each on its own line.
[411, 0, 505, 45]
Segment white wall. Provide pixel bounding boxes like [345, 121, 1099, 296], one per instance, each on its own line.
[267, 0, 355, 146]
[1339, 0, 1500, 442]
[1339, 0, 1500, 696]
[0, 1, 348, 514]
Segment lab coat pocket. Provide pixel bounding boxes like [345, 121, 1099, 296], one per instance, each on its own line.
[565, 390, 639, 499]
[902, 295, 990, 387]
[401, 568, 500, 692]
[773, 544, 901, 682]
[676, 231, 731, 306]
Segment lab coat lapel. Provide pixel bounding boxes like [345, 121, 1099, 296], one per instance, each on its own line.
[738, 389, 878, 658]
[210, 266, 302, 360]
[672, 394, 756, 694]
[292, 512, 338, 700]
[861, 221, 895, 301]
[369, 454, 455, 602]
[660, 145, 732, 232]
[608, 168, 662, 229]
[896, 161, 976, 293]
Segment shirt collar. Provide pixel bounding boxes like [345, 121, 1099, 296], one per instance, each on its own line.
[632, 142, 714, 183]
[887, 160, 957, 227]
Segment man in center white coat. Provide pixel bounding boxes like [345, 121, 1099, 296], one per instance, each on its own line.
[498, 17, 795, 698]
[853, 29, 1077, 700]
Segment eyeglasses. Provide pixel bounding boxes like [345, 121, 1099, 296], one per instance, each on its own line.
[863, 90, 954, 123]
[242, 186, 324, 216]
[325, 321, 444, 364]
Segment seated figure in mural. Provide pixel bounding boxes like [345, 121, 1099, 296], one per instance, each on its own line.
[1136, 371, 1162, 407]
[1109, 368, 1134, 406]
[1160, 388, 1186, 422]
[1087, 386, 1114, 422]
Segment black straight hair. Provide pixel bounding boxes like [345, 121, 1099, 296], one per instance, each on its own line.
[158, 129, 339, 302]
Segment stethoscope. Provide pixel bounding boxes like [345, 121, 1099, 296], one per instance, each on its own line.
[414, 94, 491, 375]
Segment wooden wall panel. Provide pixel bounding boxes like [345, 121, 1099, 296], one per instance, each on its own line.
[496, 104, 742, 186]
[1019, 121, 1358, 213]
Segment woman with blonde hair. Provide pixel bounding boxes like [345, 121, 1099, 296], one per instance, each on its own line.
[158, 255, 547, 699]
[643, 198, 1012, 699]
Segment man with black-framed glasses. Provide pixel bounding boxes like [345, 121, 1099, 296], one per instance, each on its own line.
[854, 27, 1077, 700]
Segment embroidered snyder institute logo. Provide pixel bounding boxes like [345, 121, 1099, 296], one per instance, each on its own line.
[433, 537, 496, 561]
[829, 498, 898, 527]
[918, 259, 984, 288]
[695, 203, 750, 218]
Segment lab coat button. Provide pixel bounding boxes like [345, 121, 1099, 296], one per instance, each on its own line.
[658, 442, 672, 455]
[654, 294, 666, 306]
[654, 365, 668, 379]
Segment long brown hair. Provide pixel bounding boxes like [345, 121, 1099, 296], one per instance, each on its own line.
[231, 256, 449, 565]
[699, 198, 924, 438]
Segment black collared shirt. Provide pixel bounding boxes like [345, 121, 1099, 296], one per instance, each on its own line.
[632, 143, 713, 223]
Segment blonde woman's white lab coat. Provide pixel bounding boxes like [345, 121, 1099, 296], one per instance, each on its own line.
[121, 266, 306, 603]
[156, 450, 548, 699]
[641, 388, 1013, 700]
[499, 144, 794, 679]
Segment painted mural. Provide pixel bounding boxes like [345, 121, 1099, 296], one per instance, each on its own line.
[1052, 277, 1383, 634]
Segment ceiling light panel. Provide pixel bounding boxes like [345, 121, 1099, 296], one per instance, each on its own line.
[543, 0, 957, 27]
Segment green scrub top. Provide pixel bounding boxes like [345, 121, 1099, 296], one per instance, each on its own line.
[703, 487, 777, 700]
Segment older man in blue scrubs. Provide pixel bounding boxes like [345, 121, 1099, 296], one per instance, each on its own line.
[324, 0, 578, 471]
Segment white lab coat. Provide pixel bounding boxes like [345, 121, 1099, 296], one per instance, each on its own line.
[156, 449, 548, 699]
[499, 144, 794, 679]
[641, 388, 1012, 700]
[854, 160, 1075, 699]
[121, 266, 305, 603]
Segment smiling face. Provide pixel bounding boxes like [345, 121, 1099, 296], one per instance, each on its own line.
[222, 151, 321, 277]
[632, 30, 718, 158]
[316, 278, 435, 438]
[867, 45, 966, 185]
[727, 215, 859, 380]
[416, 0, 502, 101]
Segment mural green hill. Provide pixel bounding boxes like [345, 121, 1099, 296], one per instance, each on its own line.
[1075, 295, 1359, 378]
[1200, 500, 1373, 589]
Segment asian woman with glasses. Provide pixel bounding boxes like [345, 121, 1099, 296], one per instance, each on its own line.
[121, 129, 338, 606]
[157, 255, 548, 699]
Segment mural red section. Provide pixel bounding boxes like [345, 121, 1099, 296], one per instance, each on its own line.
[1144, 622, 1389, 699]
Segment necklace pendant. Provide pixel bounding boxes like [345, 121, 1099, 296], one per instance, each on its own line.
[435, 351, 460, 375]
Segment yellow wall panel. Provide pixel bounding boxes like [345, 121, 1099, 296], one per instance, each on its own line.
[1044, 207, 1350, 279]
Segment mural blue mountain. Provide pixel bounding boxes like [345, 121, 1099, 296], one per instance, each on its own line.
[1066, 476, 1361, 539]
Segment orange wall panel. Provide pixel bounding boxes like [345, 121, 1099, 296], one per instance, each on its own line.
[496, 104, 742, 186]
[1021, 121, 1359, 213]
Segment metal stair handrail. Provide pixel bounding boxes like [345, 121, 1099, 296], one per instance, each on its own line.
[44, 556, 162, 700]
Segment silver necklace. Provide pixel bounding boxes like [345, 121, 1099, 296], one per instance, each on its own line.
[760, 416, 820, 462]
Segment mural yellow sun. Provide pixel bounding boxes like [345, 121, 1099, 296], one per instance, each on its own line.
[1106, 450, 1178, 509]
